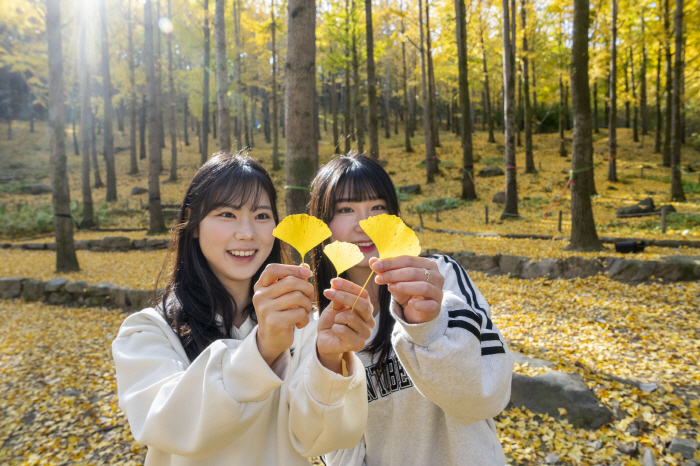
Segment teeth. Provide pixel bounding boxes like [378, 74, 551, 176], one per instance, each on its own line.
[229, 250, 256, 257]
[356, 242, 374, 247]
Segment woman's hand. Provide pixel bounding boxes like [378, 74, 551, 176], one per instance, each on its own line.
[371, 256, 444, 324]
[317, 278, 376, 374]
[252, 264, 314, 367]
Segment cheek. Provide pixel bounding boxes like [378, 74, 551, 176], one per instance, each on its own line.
[328, 217, 351, 242]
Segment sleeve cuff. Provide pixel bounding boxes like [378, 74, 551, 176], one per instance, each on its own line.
[221, 326, 286, 402]
[305, 335, 361, 406]
[389, 299, 448, 347]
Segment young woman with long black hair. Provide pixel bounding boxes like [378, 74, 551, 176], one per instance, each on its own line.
[309, 154, 514, 466]
[112, 153, 375, 465]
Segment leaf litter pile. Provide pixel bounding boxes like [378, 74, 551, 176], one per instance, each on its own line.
[1, 265, 699, 464]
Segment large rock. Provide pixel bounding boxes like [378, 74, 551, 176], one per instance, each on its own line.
[398, 184, 421, 194]
[131, 186, 148, 195]
[65, 280, 89, 294]
[45, 278, 68, 292]
[492, 191, 506, 204]
[607, 259, 656, 282]
[617, 197, 656, 217]
[668, 437, 700, 459]
[510, 371, 613, 429]
[452, 251, 476, 266]
[47, 292, 71, 305]
[560, 256, 605, 279]
[456, 254, 500, 272]
[0, 278, 23, 299]
[20, 184, 53, 195]
[74, 240, 89, 250]
[499, 255, 529, 276]
[132, 239, 147, 249]
[145, 238, 168, 249]
[21, 279, 46, 302]
[654, 257, 700, 282]
[478, 167, 505, 177]
[24, 243, 46, 250]
[128, 289, 158, 310]
[522, 259, 562, 279]
[110, 286, 130, 308]
[101, 236, 131, 251]
[88, 282, 116, 296]
[512, 352, 554, 369]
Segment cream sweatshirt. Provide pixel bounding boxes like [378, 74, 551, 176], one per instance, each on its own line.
[112, 307, 368, 466]
[325, 255, 514, 466]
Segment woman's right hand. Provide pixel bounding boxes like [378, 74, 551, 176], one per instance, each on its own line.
[252, 264, 314, 367]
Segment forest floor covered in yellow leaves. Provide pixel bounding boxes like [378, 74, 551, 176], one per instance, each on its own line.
[1, 274, 699, 465]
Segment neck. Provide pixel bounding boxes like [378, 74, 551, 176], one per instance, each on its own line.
[225, 279, 252, 328]
[347, 265, 381, 317]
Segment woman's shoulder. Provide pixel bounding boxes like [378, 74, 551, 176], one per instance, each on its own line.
[115, 307, 176, 341]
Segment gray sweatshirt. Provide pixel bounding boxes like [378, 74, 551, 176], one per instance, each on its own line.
[324, 255, 514, 466]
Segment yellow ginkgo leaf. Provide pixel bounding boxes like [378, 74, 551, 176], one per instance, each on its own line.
[359, 214, 421, 260]
[272, 214, 332, 262]
[324, 241, 365, 276]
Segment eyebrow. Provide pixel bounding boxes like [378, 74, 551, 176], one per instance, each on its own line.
[214, 204, 273, 211]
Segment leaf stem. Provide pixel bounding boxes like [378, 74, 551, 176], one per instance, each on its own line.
[350, 271, 374, 313]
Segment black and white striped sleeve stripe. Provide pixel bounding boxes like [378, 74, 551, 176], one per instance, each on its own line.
[434, 255, 507, 356]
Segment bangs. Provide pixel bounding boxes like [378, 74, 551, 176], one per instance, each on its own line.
[334, 161, 394, 204]
[209, 171, 269, 211]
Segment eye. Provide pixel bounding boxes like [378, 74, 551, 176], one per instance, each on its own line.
[371, 204, 386, 211]
[219, 211, 235, 219]
[337, 206, 353, 214]
[256, 212, 271, 220]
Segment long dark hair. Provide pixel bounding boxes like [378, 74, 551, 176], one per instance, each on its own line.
[157, 152, 286, 362]
[309, 153, 401, 363]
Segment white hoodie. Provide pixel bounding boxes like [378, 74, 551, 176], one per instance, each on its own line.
[112, 308, 367, 465]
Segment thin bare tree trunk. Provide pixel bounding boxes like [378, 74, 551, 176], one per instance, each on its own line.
[426, 0, 440, 149]
[331, 71, 340, 154]
[271, 0, 280, 168]
[532, 59, 537, 133]
[655, 46, 662, 153]
[214, 0, 231, 152]
[401, 8, 412, 153]
[455, 0, 475, 200]
[608, 0, 618, 181]
[559, 73, 566, 157]
[631, 46, 638, 142]
[418, 0, 436, 182]
[351, 0, 364, 155]
[235, 0, 243, 151]
[365, 0, 379, 159]
[144, 0, 166, 234]
[184, 95, 190, 146]
[501, 0, 518, 219]
[47, 0, 80, 271]
[285, 0, 318, 215]
[624, 56, 630, 128]
[663, 0, 672, 167]
[90, 107, 103, 188]
[670, 0, 685, 201]
[167, 0, 178, 181]
[640, 12, 648, 135]
[99, 0, 117, 201]
[202, 0, 210, 164]
[79, 15, 94, 229]
[568, 0, 602, 251]
[479, 15, 495, 143]
[127, 0, 138, 174]
[522, 0, 534, 172]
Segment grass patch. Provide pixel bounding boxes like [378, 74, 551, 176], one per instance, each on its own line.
[481, 156, 504, 167]
[415, 197, 468, 213]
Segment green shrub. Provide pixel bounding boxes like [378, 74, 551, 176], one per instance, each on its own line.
[415, 197, 467, 213]
[481, 156, 504, 167]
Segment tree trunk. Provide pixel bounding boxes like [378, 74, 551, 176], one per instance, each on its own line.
[285, 0, 317, 215]
[655, 46, 662, 153]
[624, 57, 630, 128]
[243, 99, 250, 148]
[214, 0, 231, 152]
[670, 0, 685, 201]
[501, 0, 518, 219]
[522, 0, 534, 173]
[202, 0, 210, 164]
[399, 18, 414, 153]
[532, 59, 537, 133]
[140, 94, 147, 159]
[90, 107, 103, 188]
[418, 0, 436, 183]
[455, 0, 475, 200]
[559, 73, 566, 157]
[384, 58, 391, 140]
[271, 0, 280, 169]
[144, 0, 166, 234]
[608, 0, 618, 182]
[99, 0, 117, 201]
[593, 80, 599, 133]
[351, 0, 364, 155]
[79, 17, 94, 229]
[118, 100, 125, 132]
[568, 0, 602, 251]
[235, 0, 243, 151]
[184, 95, 190, 146]
[250, 89, 256, 148]
[640, 12, 648, 135]
[127, 0, 138, 174]
[426, 1, 440, 149]
[663, 0, 672, 167]
[331, 72, 340, 154]
[47, 0, 80, 272]
[167, 0, 178, 181]
[263, 90, 271, 143]
[71, 89, 79, 156]
[631, 46, 638, 142]
[480, 19, 496, 143]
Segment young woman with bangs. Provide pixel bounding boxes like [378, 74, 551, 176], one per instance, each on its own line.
[112, 152, 375, 465]
[309, 154, 514, 466]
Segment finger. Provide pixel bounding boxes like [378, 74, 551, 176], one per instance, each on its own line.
[330, 323, 365, 352]
[254, 263, 312, 290]
[329, 278, 370, 300]
[265, 275, 315, 301]
[334, 311, 373, 340]
[270, 307, 310, 330]
[407, 297, 441, 315]
[371, 256, 438, 274]
[265, 290, 313, 316]
[324, 289, 371, 315]
[295, 312, 311, 329]
[375, 267, 433, 285]
[387, 281, 442, 302]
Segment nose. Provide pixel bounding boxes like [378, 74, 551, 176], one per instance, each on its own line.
[234, 217, 255, 241]
[354, 206, 373, 233]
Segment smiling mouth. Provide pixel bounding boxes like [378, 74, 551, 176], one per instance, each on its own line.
[227, 249, 258, 257]
[355, 241, 374, 247]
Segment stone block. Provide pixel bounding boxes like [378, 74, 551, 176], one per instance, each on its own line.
[128, 289, 158, 310]
[668, 437, 700, 459]
[456, 254, 499, 272]
[499, 255, 529, 276]
[607, 259, 656, 282]
[132, 239, 147, 249]
[47, 292, 71, 305]
[74, 240, 89, 250]
[145, 238, 168, 249]
[522, 259, 562, 279]
[478, 166, 505, 177]
[65, 280, 89, 294]
[110, 286, 130, 308]
[0, 277, 23, 299]
[398, 184, 421, 194]
[88, 282, 116, 296]
[101, 236, 132, 251]
[21, 279, 46, 301]
[24, 243, 46, 250]
[46, 242, 56, 251]
[560, 256, 604, 279]
[45, 278, 68, 292]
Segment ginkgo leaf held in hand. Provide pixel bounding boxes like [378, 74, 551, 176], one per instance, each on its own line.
[323, 241, 364, 277]
[272, 214, 332, 266]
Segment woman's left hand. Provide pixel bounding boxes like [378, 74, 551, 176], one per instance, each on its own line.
[371, 256, 444, 324]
